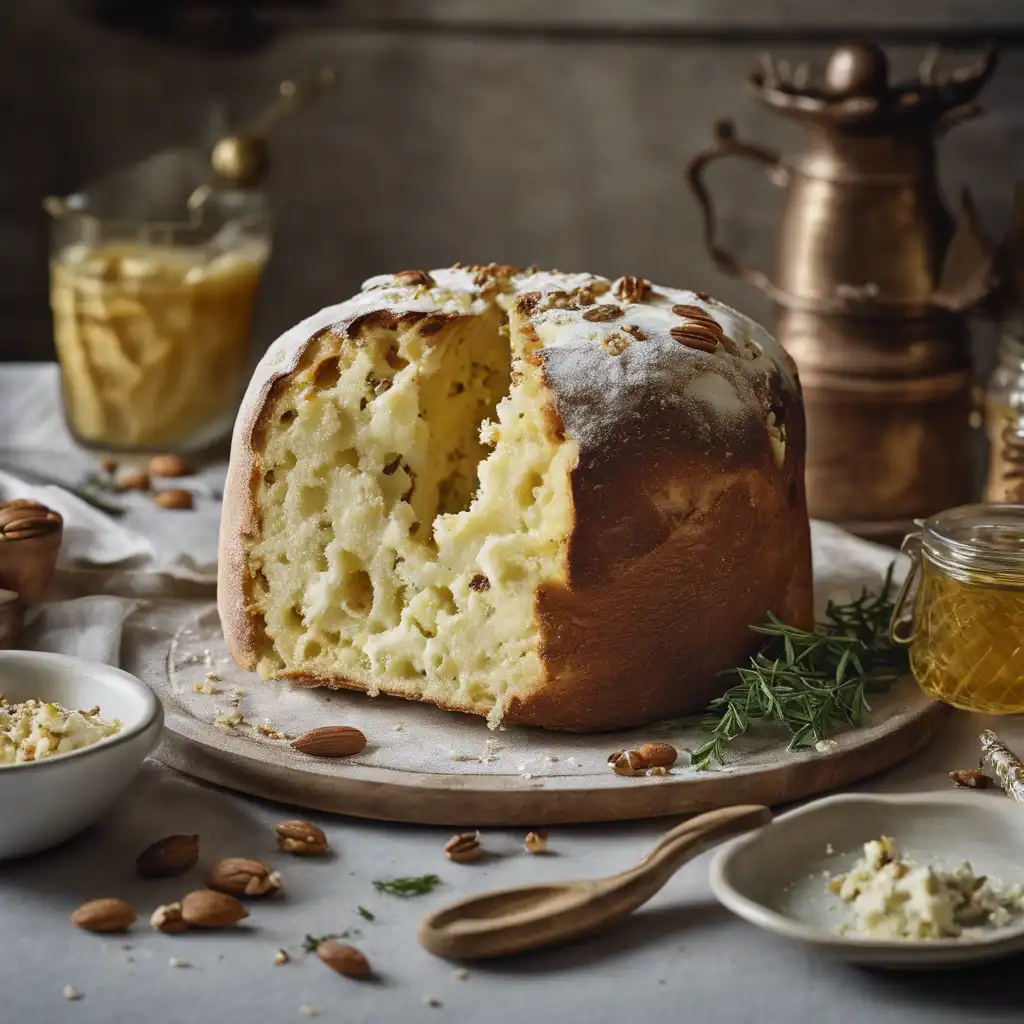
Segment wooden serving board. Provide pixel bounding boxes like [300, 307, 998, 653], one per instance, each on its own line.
[122, 521, 945, 825]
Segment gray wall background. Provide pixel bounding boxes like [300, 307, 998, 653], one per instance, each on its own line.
[4, 0, 1024, 365]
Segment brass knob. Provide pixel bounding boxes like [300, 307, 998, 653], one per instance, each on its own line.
[824, 41, 889, 98]
[211, 134, 269, 189]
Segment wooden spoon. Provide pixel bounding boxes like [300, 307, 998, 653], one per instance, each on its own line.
[418, 803, 771, 960]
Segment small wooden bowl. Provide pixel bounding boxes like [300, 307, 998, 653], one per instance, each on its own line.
[0, 499, 63, 606]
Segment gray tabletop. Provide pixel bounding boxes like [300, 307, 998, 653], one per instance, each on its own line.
[3, 365, 1024, 1023]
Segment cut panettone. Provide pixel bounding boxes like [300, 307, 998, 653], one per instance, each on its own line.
[218, 265, 812, 732]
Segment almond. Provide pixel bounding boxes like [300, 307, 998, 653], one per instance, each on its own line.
[148, 453, 191, 478]
[153, 489, 193, 510]
[290, 726, 366, 758]
[136, 834, 200, 878]
[180, 890, 249, 928]
[316, 941, 371, 979]
[151, 902, 188, 934]
[275, 820, 329, 856]
[637, 742, 678, 768]
[71, 898, 137, 933]
[205, 857, 281, 897]
[119, 469, 150, 491]
[524, 831, 548, 854]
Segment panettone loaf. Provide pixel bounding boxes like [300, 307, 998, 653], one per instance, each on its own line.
[218, 265, 812, 732]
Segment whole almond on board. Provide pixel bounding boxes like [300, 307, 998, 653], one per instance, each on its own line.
[136, 833, 199, 878]
[275, 820, 329, 856]
[206, 857, 282, 897]
[444, 831, 483, 863]
[153, 489, 194, 510]
[180, 890, 249, 928]
[290, 726, 366, 757]
[71, 898, 136, 933]
[638, 742, 678, 768]
[119, 469, 150, 491]
[148, 453, 191, 478]
[316, 941, 371, 979]
[151, 902, 188, 934]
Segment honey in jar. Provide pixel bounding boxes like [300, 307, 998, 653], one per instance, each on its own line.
[984, 323, 1024, 503]
[892, 504, 1024, 713]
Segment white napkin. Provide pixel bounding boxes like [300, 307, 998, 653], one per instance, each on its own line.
[0, 469, 154, 569]
[24, 595, 138, 666]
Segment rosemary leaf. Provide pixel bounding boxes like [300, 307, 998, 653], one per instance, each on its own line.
[692, 564, 907, 770]
[372, 874, 440, 897]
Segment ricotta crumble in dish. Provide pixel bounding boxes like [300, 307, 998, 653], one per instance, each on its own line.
[0, 698, 122, 765]
[829, 835, 1024, 940]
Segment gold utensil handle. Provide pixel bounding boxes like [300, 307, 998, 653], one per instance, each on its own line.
[248, 67, 336, 141]
[685, 119, 789, 298]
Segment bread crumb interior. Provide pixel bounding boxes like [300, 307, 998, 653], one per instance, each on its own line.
[248, 300, 577, 722]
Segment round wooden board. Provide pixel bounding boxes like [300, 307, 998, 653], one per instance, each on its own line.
[124, 522, 941, 827]
[153, 699, 947, 826]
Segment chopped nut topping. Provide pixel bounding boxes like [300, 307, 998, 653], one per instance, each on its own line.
[670, 325, 720, 352]
[614, 276, 651, 303]
[516, 291, 542, 315]
[600, 332, 630, 356]
[622, 323, 647, 341]
[395, 269, 435, 287]
[582, 304, 625, 323]
[444, 831, 484, 863]
[275, 820, 330, 856]
[469, 573, 490, 592]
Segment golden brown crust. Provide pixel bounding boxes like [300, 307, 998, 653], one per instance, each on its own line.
[219, 266, 812, 732]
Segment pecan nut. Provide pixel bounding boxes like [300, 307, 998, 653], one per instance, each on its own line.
[444, 831, 484, 863]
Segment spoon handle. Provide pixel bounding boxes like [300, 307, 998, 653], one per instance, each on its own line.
[418, 804, 771, 960]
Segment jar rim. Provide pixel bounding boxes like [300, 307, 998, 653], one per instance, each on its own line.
[922, 502, 1024, 582]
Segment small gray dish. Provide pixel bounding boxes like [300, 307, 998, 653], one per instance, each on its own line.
[710, 791, 1024, 968]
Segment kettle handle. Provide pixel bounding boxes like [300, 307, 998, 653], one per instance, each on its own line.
[686, 120, 789, 297]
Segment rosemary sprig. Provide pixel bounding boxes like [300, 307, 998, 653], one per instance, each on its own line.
[691, 564, 906, 770]
[372, 874, 440, 897]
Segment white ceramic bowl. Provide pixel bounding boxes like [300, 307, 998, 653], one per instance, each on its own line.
[711, 791, 1024, 969]
[0, 650, 163, 860]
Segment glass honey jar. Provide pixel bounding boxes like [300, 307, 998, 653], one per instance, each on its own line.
[891, 504, 1024, 713]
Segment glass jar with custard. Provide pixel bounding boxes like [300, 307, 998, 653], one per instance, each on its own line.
[984, 322, 1024, 503]
[891, 504, 1024, 713]
[47, 157, 270, 452]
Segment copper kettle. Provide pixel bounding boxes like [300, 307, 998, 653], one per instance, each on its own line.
[687, 41, 1003, 542]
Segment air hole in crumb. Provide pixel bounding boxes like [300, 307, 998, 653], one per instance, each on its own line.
[305, 639, 323, 659]
[516, 471, 544, 507]
[385, 347, 409, 371]
[382, 453, 402, 476]
[390, 658, 423, 678]
[312, 357, 341, 390]
[280, 409, 297, 424]
[279, 450, 297, 470]
[324, 629, 341, 644]
[315, 550, 329, 572]
[299, 484, 328, 515]
[435, 586, 457, 616]
[276, 552, 290, 565]
[328, 448, 359, 470]
[263, 469, 276, 485]
[410, 521, 420, 534]
[285, 605, 303, 630]
[342, 570, 374, 616]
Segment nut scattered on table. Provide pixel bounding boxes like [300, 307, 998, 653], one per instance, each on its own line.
[205, 857, 282, 897]
[949, 768, 993, 789]
[316, 940, 371, 979]
[524, 831, 548, 854]
[153, 488, 194, 510]
[274, 948, 291, 965]
[290, 725, 366, 757]
[609, 749, 649, 776]
[136, 833, 200, 878]
[71, 898, 137, 933]
[180, 889, 249, 928]
[275, 820, 329, 856]
[646, 766, 669, 777]
[119, 469, 150, 491]
[444, 831, 483, 863]
[148, 453, 191, 478]
[638, 742, 678, 768]
[151, 902, 188, 934]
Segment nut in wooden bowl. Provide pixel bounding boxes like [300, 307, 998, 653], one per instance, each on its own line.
[0, 499, 63, 604]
